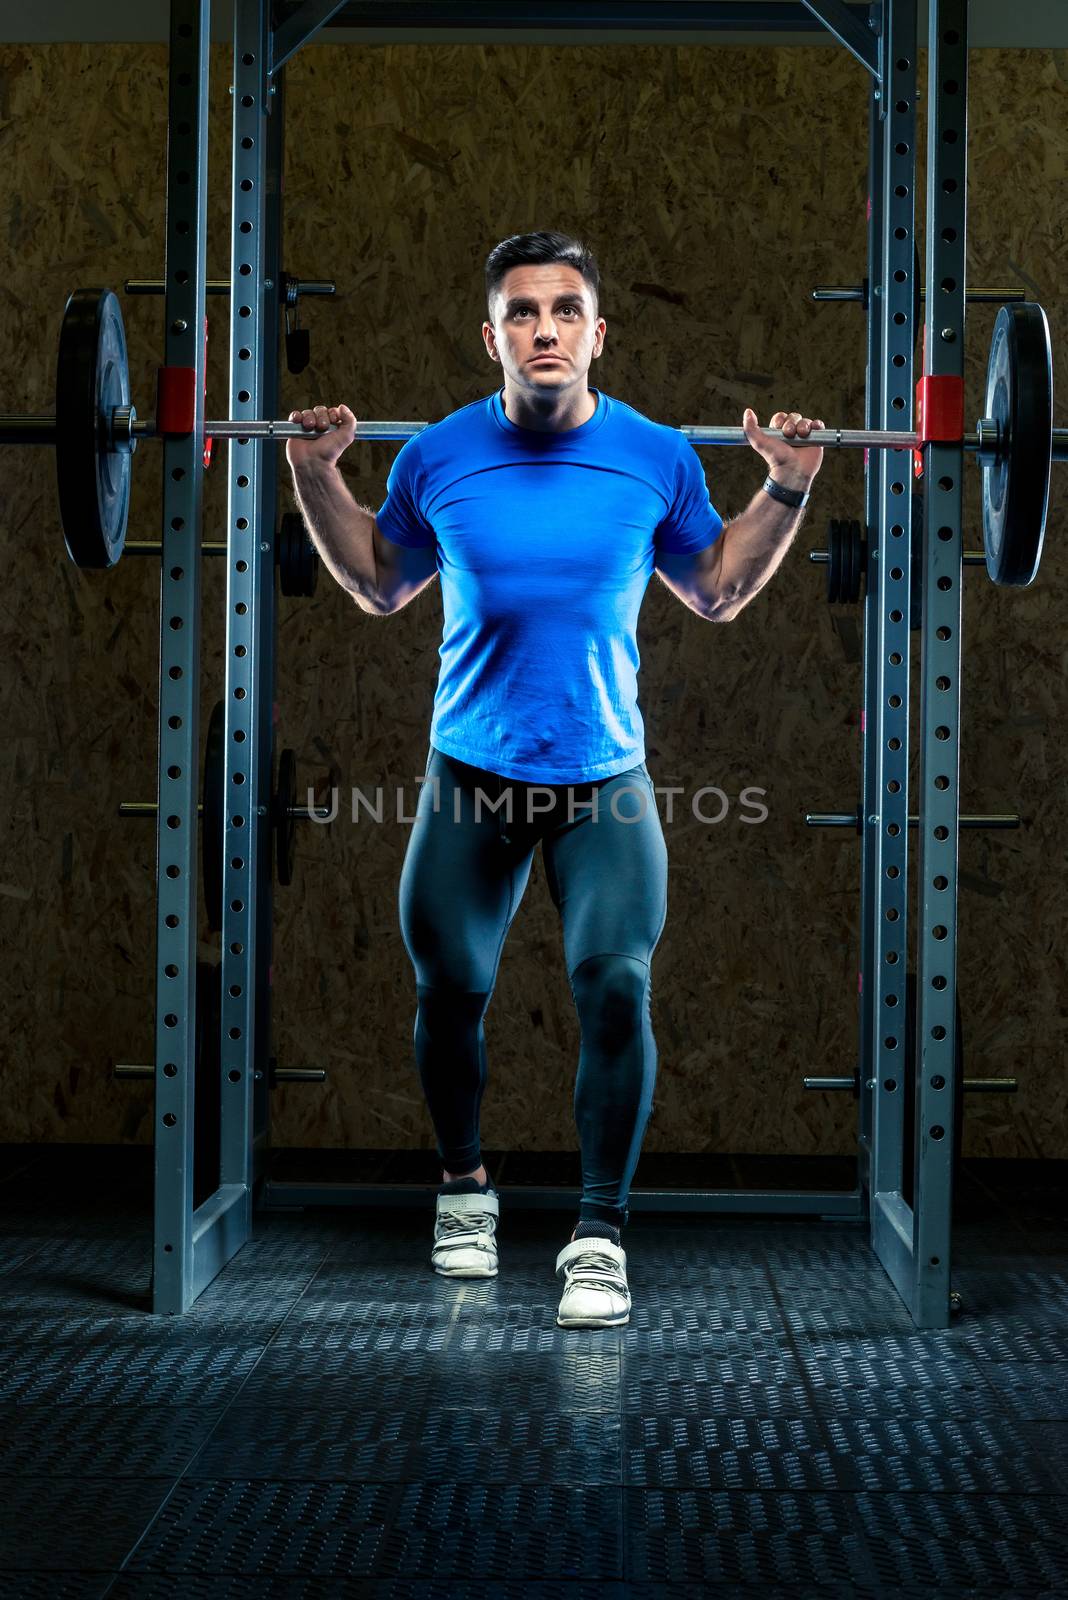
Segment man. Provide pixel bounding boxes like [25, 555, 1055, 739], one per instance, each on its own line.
[287, 229, 824, 1330]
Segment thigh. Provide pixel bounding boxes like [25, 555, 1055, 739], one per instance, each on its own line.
[398, 746, 534, 991]
[542, 762, 669, 978]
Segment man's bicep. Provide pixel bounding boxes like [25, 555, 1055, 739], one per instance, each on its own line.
[372, 517, 439, 614]
[654, 539, 723, 619]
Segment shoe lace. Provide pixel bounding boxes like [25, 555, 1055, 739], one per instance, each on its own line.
[436, 1205, 496, 1250]
[566, 1247, 626, 1290]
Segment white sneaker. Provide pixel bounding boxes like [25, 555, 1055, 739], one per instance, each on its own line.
[431, 1187, 499, 1278]
[555, 1236, 631, 1327]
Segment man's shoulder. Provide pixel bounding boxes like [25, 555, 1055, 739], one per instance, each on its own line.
[603, 392, 683, 451]
[403, 393, 494, 459]
[427, 393, 495, 436]
[389, 394, 493, 478]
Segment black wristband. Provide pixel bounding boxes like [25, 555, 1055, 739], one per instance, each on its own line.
[763, 474, 810, 510]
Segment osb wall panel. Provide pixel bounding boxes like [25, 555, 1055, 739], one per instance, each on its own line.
[0, 42, 1064, 1160]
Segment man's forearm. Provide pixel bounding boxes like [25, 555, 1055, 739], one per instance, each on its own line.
[707, 478, 811, 621]
[290, 461, 384, 614]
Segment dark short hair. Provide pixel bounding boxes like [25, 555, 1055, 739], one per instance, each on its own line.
[484, 230, 600, 318]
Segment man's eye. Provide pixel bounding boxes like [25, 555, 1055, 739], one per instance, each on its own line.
[512, 306, 580, 317]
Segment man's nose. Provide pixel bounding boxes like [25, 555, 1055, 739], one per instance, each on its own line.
[534, 321, 558, 343]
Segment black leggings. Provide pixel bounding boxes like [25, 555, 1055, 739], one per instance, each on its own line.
[398, 745, 669, 1229]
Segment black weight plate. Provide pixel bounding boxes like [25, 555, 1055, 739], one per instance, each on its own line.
[55, 288, 132, 569]
[835, 518, 847, 604]
[902, 972, 965, 1213]
[275, 747, 297, 888]
[276, 512, 300, 598]
[842, 516, 854, 605]
[847, 519, 865, 602]
[982, 302, 1052, 587]
[838, 517, 851, 606]
[827, 518, 841, 605]
[286, 326, 311, 375]
[277, 511, 319, 598]
[202, 700, 225, 934]
[193, 961, 222, 1211]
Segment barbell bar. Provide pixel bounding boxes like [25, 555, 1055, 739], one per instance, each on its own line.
[6, 410, 1065, 457]
[0, 413, 425, 445]
[1, 289, 1062, 585]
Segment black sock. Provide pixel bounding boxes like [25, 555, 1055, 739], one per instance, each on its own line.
[439, 1175, 494, 1194]
[573, 1219, 621, 1245]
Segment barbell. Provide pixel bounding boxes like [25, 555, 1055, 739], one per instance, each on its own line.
[1, 287, 1064, 586]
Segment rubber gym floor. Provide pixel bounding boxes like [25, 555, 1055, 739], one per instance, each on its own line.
[2, 1145, 1067, 1598]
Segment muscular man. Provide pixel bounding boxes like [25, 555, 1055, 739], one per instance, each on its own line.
[286, 230, 824, 1330]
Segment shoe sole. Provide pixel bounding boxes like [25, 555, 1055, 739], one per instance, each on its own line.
[557, 1311, 630, 1327]
[432, 1262, 499, 1278]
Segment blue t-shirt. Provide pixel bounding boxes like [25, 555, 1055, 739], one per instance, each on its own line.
[375, 386, 723, 783]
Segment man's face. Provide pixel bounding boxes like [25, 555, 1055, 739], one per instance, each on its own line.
[482, 264, 606, 395]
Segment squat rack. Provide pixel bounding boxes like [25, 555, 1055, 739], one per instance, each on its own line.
[150, 0, 975, 1328]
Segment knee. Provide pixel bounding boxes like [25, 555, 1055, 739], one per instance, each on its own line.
[409, 942, 495, 994]
[416, 984, 492, 1036]
[570, 954, 649, 1054]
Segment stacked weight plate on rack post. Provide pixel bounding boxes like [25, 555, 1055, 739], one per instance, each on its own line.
[116, 702, 333, 928]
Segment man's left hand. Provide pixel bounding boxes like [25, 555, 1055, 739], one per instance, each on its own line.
[742, 408, 825, 492]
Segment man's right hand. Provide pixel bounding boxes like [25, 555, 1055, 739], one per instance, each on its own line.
[285, 403, 357, 471]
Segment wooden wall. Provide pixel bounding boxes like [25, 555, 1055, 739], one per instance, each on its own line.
[0, 41, 1065, 1157]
